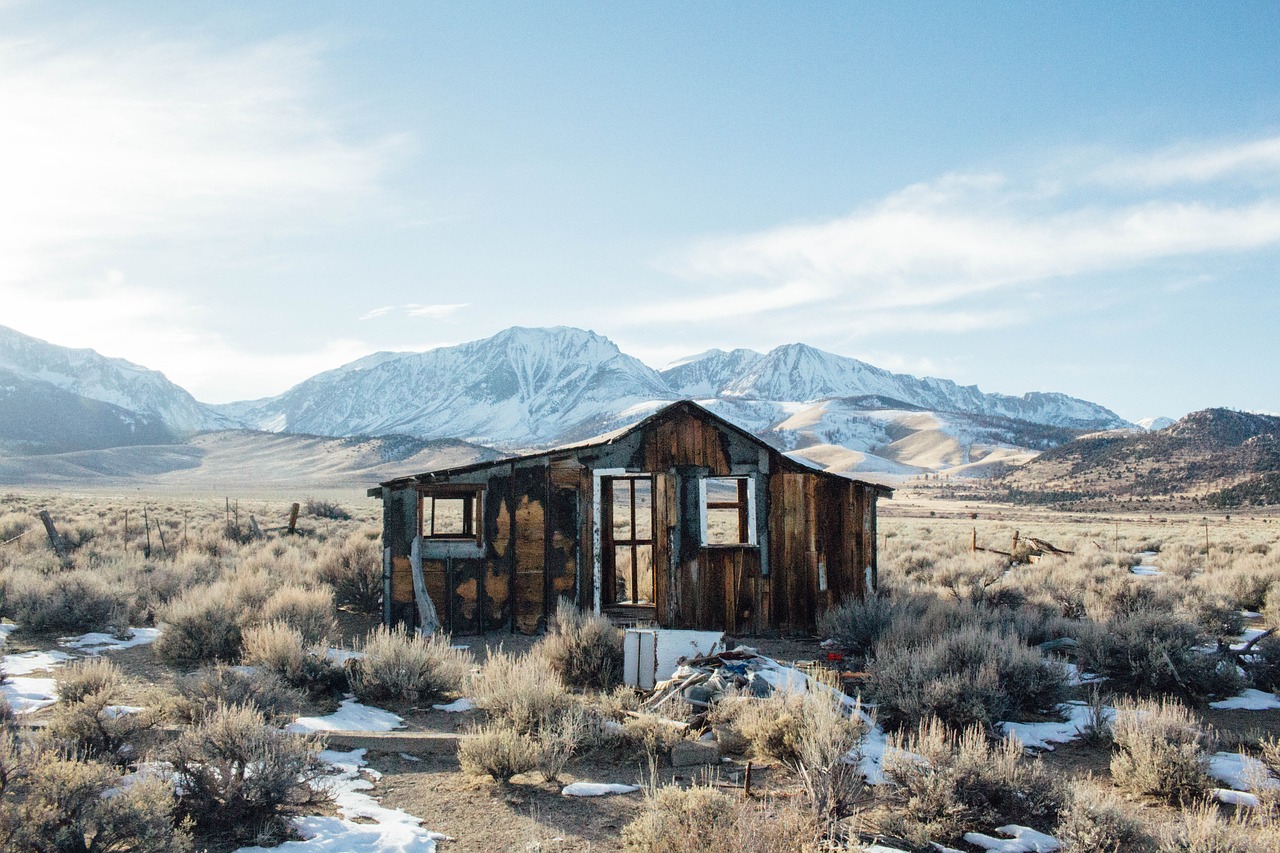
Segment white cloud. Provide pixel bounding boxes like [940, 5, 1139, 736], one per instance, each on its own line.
[665, 144, 1280, 329]
[1095, 135, 1280, 186]
[0, 22, 406, 401]
[360, 303, 469, 321]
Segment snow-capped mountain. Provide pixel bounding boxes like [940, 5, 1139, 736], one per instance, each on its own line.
[661, 344, 1128, 431]
[1137, 416, 1176, 431]
[0, 325, 235, 433]
[0, 324, 1134, 477]
[222, 327, 1129, 464]
[218, 327, 673, 446]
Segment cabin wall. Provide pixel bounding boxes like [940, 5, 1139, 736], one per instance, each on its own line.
[380, 406, 882, 636]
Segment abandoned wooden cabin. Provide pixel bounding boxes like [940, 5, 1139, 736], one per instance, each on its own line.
[369, 400, 892, 636]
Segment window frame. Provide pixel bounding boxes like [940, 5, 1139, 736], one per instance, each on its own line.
[698, 475, 757, 547]
[601, 474, 656, 608]
[417, 484, 484, 545]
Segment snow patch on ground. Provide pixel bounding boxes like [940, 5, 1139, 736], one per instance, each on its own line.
[963, 824, 1061, 852]
[561, 782, 641, 797]
[1, 676, 58, 713]
[1210, 689, 1280, 711]
[3, 649, 74, 675]
[236, 748, 451, 853]
[286, 696, 405, 733]
[326, 648, 365, 665]
[1215, 788, 1261, 807]
[1130, 565, 1163, 576]
[60, 627, 161, 652]
[998, 702, 1114, 751]
[431, 698, 475, 713]
[1208, 751, 1277, 791]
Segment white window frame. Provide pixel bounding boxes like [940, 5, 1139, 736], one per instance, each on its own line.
[698, 475, 757, 547]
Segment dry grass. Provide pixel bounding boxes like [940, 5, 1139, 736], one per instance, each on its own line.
[1110, 696, 1211, 805]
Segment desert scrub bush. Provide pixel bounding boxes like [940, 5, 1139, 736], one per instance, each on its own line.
[621, 783, 826, 853]
[305, 498, 351, 520]
[0, 753, 192, 852]
[241, 622, 345, 695]
[1158, 801, 1278, 853]
[173, 665, 302, 723]
[168, 702, 325, 843]
[2, 568, 123, 634]
[349, 625, 470, 704]
[818, 593, 920, 661]
[1077, 612, 1244, 699]
[877, 718, 1063, 847]
[154, 586, 242, 666]
[621, 783, 738, 853]
[790, 690, 866, 820]
[256, 584, 336, 646]
[46, 691, 160, 764]
[54, 657, 121, 705]
[1109, 696, 1210, 804]
[536, 599, 624, 690]
[312, 531, 382, 613]
[618, 709, 694, 760]
[1056, 778, 1157, 853]
[868, 624, 1067, 732]
[458, 721, 538, 782]
[471, 648, 569, 733]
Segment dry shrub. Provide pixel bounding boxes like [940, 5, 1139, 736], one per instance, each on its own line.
[154, 588, 242, 665]
[45, 691, 160, 764]
[534, 705, 586, 783]
[619, 710, 693, 760]
[471, 648, 569, 733]
[818, 594, 918, 661]
[0, 754, 191, 852]
[621, 783, 826, 853]
[790, 691, 866, 820]
[621, 784, 737, 852]
[257, 585, 335, 646]
[1110, 696, 1210, 804]
[168, 702, 325, 844]
[241, 622, 344, 695]
[305, 498, 351, 520]
[349, 625, 470, 704]
[869, 624, 1067, 732]
[55, 657, 121, 705]
[2, 569, 122, 634]
[1158, 800, 1279, 853]
[1077, 612, 1244, 699]
[312, 531, 382, 613]
[174, 665, 302, 723]
[458, 721, 538, 782]
[1056, 778, 1157, 853]
[536, 599, 624, 690]
[877, 717, 1063, 846]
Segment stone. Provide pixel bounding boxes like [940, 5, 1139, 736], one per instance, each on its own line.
[670, 740, 721, 767]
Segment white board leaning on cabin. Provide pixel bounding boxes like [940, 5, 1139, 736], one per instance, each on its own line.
[624, 628, 725, 689]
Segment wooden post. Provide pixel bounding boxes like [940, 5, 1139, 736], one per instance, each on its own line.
[142, 506, 152, 558]
[971, 527, 977, 553]
[1011, 530, 1019, 555]
[249, 515, 262, 539]
[39, 511, 69, 561]
[154, 518, 168, 557]
[744, 760, 753, 797]
[287, 502, 301, 535]
[123, 509, 129, 539]
[182, 511, 188, 549]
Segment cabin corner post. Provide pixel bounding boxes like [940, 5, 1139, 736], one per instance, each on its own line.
[379, 485, 398, 627]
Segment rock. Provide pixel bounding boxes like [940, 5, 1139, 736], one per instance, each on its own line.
[670, 740, 721, 767]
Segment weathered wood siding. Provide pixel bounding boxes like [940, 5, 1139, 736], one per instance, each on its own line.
[380, 401, 882, 635]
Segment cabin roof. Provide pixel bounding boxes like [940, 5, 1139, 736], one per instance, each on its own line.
[369, 399, 894, 497]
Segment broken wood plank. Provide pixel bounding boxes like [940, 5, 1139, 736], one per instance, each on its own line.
[39, 511, 69, 561]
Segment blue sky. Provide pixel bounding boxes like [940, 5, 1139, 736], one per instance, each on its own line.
[1, 2, 1277, 421]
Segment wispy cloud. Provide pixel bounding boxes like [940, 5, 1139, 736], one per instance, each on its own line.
[1095, 135, 1280, 186]
[359, 303, 469, 321]
[0, 22, 407, 400]
[659, 137, 1280, 332]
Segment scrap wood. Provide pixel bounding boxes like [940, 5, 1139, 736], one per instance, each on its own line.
[623, 710, 689, 729]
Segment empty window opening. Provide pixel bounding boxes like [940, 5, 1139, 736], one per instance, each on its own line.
[419, 487, 483, 544]
[700, 476, 755, 546]
[604, 476, 655, 607]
